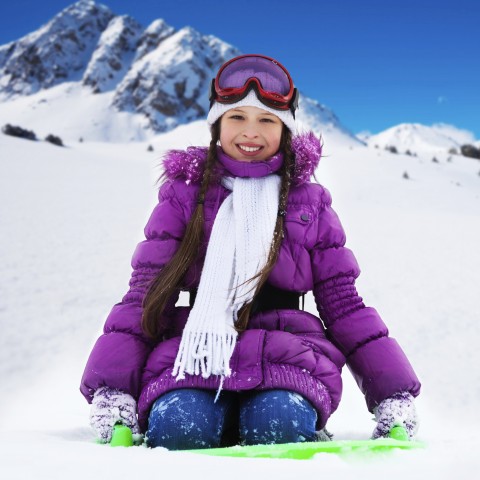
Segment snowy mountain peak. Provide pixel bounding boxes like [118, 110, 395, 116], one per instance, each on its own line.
[145, 19, 174, 36]
[0, 0, 114, 100]
[112, 26, 241, 132]
[82, 15, 143, 93]
[297, 96, 363, 147]
[134, 19, 175, 61]
[364, 122, 477, 153]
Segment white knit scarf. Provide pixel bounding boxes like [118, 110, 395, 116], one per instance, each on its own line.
[172, 174, 281, 381]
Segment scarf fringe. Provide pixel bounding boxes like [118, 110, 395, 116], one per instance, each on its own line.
[173, 331, 237, 380]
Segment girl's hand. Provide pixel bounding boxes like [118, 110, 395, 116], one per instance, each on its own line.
[372, 391, 419, 440]
[89, 386, 141, 443]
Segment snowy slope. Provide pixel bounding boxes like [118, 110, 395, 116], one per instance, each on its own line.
[363, 122, 477, 155]
[0, 82, 153, 142]
[296, 96, 363, 148]
[1, 125, 479, 478]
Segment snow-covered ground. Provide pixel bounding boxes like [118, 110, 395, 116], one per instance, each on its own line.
[1, 126, 479, 478]
[0, 82, 154, 143]
[362, 122, 477, 155]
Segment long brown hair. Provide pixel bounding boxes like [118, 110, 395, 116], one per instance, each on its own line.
[141, 121, 295, 339]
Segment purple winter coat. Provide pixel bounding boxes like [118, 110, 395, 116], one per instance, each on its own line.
[80, 132, 420, 432]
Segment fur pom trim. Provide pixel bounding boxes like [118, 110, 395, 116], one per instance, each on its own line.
[291, 132, 323, 186]
[162, 146, 209, 186]
[162, 132, 322, 186]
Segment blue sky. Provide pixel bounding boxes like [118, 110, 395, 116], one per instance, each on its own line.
[1, 0, 479, 138]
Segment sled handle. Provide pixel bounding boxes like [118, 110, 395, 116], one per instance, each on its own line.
[110, 424, 134, 447]
[389, 425, 409, 441]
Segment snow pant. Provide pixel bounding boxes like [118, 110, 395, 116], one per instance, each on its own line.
[145, 388, 318, 450]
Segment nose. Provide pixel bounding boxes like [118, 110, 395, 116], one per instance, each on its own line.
[241, 122, 259, 138]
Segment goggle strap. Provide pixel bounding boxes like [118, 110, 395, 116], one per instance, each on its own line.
[208, 79, 216, 108]
[290, 88, 299, 118]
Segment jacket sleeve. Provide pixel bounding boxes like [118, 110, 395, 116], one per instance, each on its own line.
[309, 187, 421, 412]
[80, 180, 187, 403]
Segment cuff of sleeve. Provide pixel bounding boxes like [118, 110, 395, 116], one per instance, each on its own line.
[347, 336, 421, 412]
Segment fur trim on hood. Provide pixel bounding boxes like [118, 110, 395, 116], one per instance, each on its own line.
[162, 131, 322, 186]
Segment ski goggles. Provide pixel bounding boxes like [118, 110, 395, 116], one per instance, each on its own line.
[209, 54, 299, 115]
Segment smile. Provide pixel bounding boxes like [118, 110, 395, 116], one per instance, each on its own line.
[237, 144, 262, 153]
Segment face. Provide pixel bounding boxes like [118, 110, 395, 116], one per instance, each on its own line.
[219, 106, 283, 162]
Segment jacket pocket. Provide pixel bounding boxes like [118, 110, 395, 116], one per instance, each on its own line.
[284, 206, 314, 226]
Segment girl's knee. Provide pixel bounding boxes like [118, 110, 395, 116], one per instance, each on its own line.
[239, 390, 317, 445]
[145, 389, 233, 450]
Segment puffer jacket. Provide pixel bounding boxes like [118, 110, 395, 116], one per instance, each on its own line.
[80, 132, 420, 431]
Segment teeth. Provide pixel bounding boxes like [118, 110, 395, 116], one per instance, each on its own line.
[239, 145, 261, 152]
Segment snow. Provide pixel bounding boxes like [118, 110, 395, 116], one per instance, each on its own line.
[1, 121, 480, 478]
[111, 26, 240, 131]
[429, 123, 477, 146]
[0, 1, 113, 99]
[296, 96, 362, 148]
[365, 122, 477, 155]
[134, 19, 175, 62]
[82, 15, 143, 93]
[0, 82, 153, 142]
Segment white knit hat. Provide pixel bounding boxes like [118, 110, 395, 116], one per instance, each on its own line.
[207, 90, 297, 133]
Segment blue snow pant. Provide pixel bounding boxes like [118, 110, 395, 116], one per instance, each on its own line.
[145, 388, 318, 450]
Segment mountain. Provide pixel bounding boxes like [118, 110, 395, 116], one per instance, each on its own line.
[362, 123, 477, 154]
[0, 1, 114, 99]
[0, 0, 358, 144]
[81, 14, 143, 93]
[132, 19, 175, 62]
[111, 26, 240, 132]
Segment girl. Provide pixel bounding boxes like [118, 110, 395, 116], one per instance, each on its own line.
[81, 54, 421, 450]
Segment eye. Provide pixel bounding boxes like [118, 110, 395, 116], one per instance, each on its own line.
[228, 114, 244, 120]
[260, 117, 275, 123]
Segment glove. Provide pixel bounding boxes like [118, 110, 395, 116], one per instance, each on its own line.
[89, 386, 141, 443]
[372, 391, 419, 440]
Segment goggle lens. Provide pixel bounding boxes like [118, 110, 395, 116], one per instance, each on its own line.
[217, 56, 291, 96]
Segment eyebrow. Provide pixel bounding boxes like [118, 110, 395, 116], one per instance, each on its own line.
[230, 108, 276, 116]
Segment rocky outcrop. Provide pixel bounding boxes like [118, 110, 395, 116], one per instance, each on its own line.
[111, 27, 240, 131]
[82, 15, 143, 93]
[0, 0, 114, 99]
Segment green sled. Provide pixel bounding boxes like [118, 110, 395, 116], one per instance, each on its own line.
[109, 425, 424, 459]
[185, 427, 425, 460]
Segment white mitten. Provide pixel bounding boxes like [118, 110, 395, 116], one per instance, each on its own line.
[372, 391, 419, 440]
[89, 386, 141, 443]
